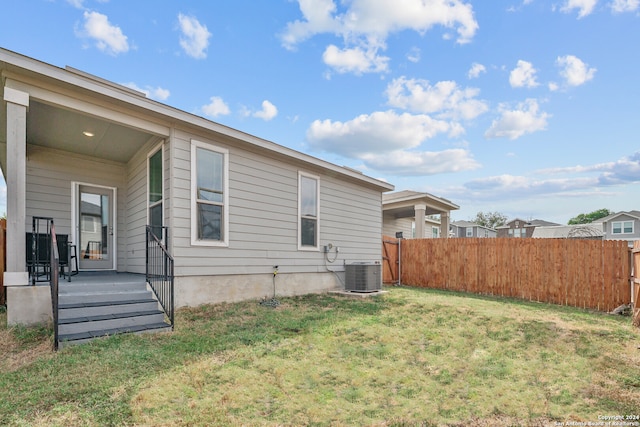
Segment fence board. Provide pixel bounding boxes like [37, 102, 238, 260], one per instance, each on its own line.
[400, 238, 632, 313]
[382, 236, 399, 284]
[0, 218, 5, 306]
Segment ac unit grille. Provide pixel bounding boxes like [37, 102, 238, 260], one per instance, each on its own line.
[345, 262, 381, 292]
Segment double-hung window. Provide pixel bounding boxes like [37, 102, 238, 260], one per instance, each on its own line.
[191, 140, 229, 246]
[148, 145, 163, 238]
[612, 221, 633, 235]
[298, 172, 319, 250]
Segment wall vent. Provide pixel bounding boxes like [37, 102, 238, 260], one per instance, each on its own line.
[345, 262, 381, 292]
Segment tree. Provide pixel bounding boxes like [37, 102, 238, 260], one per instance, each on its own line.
[567, 208, 612, 225]
[471, 211, 507, 229]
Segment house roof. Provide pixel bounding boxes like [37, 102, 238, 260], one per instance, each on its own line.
[450, 220, 496, 231]
[496, 218, 560, 229]
[532, 224, 604, 238]
[382, 190, 459, 218]
[0, 47, 394, 193]
[599, 210, 640, 222]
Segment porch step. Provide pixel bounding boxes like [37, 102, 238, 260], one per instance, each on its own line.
[58, 322, 172, 348]
[56, 277, 171, 348]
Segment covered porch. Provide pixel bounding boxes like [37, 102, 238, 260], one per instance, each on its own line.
[1, 49, 170, 327]
[382, 190, 460, 239]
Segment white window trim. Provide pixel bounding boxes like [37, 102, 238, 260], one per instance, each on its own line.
[611, 220, 634, 235]
[466, 228, 473, 237]
[147, 141, 164, 228]
[298, 171, 320, 251]
[190, 139, 229, 247]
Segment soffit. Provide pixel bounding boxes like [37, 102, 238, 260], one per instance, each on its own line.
[27, 100, 156, 163]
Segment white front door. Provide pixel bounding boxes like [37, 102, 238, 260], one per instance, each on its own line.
[76, 184, 115, 270]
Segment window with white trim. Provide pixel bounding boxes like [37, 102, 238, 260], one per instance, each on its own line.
[466, 228, 473, 237]
[191, 140, 229, 246]
[148, 145, 163, 237]
[612, 221, 633, 235]
[298, 172, 319, 250]
[432, 226, 439, 238]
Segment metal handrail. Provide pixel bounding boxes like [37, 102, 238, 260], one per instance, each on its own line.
[49, 220, 60, 351]
[145, 226, 174, 328]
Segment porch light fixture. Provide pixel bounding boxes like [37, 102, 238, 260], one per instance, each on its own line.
[82, 131, 95, 137]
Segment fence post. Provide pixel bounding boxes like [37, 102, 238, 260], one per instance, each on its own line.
[0, 219, 6, 306]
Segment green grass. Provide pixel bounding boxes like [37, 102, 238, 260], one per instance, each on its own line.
[1, 287, 639, 426]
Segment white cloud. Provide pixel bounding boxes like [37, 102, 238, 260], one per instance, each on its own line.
[560, 0, 598, 18]
[67, 0, 85, 8]
[361, 149, 480, 176]
[447, 151, 640, 203]
[509, 60, 539, 88]
[610, 0, 640, 12]
[121, 82, 170, 101]
[386, 77, 488, 121]
[79, 11, 129, 55]
[485, 99, 550, 140]
[322, 44, 389, 74]
[537, 151, 640, 185]
[305, 110, 478, 175]
[468, 62, 486, 79]
[462, 174, 599, 198]
[177, 13, 211, 59]
[281, 0, 478, 75]
[307, 110, 454, 158]
[253, 100, 278, 121]
[407, 47, 421, 63]
[556, 55, 596, 87]
[202, 96, 231, 118]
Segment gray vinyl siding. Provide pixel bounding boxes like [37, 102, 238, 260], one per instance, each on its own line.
[24, 145, 127, 270]
[383, 215, 413, 238]
[603, 214, 640, 242]
[124, 139, 170, 274]
[170, 129, 384, 277]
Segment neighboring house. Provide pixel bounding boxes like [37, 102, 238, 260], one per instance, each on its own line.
[449, 220, 497, 238]
[599, 210, 640, 245]
[382, 191, 459, 239]
[496, 218, 560, 238]
[1, 48, 394, 326]
[531, 224, 604, 240]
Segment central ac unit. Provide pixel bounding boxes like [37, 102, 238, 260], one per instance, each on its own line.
[345, 262, 381, 292]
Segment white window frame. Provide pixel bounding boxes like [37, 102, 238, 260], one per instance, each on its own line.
[466, 228, 473, 237]
[432, 226, 439, 238]
[147, 142, 164, 230]
[190, 139, 229, 247]
[298, 171, 320, 251]
[612, 220, 634, 235]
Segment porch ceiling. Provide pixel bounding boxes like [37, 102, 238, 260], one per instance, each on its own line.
[385, 206, 444, 219]
[27, 100, 156, 163]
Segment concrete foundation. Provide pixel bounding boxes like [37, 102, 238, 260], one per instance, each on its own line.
[7, 285, 52, 326]
[175, 272, 342, 308]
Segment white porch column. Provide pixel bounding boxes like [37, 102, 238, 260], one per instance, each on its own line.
[414, 203, 426, 239]
[4, 87, 28, 284]
[440, 211, 450, 239]
[3, 88, 48, 326]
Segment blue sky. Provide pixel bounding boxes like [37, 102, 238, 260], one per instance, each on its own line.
[1, 0, 639, 224]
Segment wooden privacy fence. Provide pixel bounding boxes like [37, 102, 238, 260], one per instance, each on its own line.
[633, 241, 640, 327]
[1, 218, 5, 306]
[399, 238, 632, 313]
[382, 235, 399, 284]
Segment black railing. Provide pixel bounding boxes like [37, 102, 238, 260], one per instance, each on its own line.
[49, 220, 60, 351]
[146, 226, 174, 328]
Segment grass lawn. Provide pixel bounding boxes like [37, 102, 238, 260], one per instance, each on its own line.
[1, 287, 639, 426]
